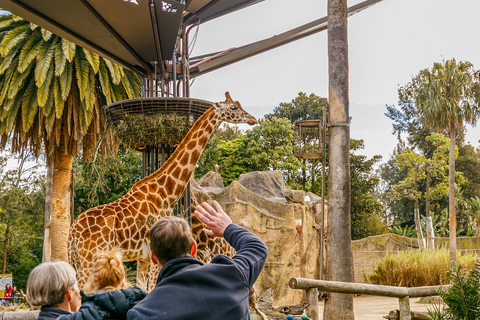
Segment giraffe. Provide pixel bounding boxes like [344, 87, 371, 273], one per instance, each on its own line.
[68, 92, 258, 290]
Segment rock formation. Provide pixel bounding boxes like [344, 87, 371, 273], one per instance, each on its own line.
[192, 170, 327, 306]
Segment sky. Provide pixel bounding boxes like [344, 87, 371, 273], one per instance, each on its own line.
[187, 0, 480, 163]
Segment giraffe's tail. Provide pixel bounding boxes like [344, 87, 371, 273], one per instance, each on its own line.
[67, 225, 77, 267]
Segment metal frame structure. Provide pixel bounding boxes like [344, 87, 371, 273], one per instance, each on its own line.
[0, 0, 382, 238]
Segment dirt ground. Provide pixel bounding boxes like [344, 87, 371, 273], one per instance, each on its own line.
[317, 295, 433, 320]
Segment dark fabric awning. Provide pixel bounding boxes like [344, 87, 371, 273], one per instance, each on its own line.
[0, 0, 263, 75]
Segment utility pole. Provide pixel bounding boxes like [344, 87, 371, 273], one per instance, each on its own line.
[324, 0, 355, 318]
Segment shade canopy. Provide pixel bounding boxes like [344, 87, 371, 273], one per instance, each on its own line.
[0, 0, 263, 75]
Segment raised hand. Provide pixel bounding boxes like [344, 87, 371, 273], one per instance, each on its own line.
[193, 201, 232, 237]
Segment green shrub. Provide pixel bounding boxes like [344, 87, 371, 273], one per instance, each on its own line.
[428, 261, 480, 320]
[365, 249, 477, 287]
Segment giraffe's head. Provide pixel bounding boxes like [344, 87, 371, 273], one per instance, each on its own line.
[215, 92, 258, 125]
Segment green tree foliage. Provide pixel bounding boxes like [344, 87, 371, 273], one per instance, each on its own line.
[0, 152, 44, 290]
[349, 139, 387, 240]
[0, 14, 142, 261]
[73, 147, 142, 218]
[266, 92, 327, 191]
[241, 117, 301, 173]
[195, 119, 301, 186]
[410, 59, 480, 262]
[384, 60, 480, 241]
[430, 261, 480, 320]
[195, 124, 243, 179]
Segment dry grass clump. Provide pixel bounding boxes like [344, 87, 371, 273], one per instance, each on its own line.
[365, 249, 477, 287]
[114, 113, 192, 149]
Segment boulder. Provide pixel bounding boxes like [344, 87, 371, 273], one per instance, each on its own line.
[285, 190, 305, 205]
[197, 171, 224, 188]
[238, 171, 286, 201]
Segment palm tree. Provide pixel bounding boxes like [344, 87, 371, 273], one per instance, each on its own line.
[415, 59, 480, 263]
[0, 14, 142, 262]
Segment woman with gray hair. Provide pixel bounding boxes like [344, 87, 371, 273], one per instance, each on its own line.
[26, 261, 80, 320]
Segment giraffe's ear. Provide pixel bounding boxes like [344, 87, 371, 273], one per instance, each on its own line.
[224, 92, 234, 103]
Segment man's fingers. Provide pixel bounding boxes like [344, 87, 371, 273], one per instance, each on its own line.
[195, 205, 211, 218]
[202, 202, 218, 217]
[203, 228, 214, 237]
[194, 208, 212, 224]
[212, 201, 224, 215]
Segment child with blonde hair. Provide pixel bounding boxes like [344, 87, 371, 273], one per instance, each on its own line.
[84, 249, 129, 294]
[59, 249, 147, 320]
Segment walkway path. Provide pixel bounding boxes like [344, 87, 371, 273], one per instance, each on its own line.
[317, 295, 433, 320]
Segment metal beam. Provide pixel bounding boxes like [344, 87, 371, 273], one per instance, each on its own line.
[189, 0, 383, 77]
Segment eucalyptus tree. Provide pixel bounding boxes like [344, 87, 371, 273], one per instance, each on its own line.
[0, 14, 142, 262]
[412, 59, 480, 263]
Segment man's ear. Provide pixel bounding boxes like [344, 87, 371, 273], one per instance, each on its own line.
[150, 250, 159, 266]
[64, 289, 72, 302]
[191, 241, 197, 257]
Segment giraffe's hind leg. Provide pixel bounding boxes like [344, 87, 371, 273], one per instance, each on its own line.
[137, 259, 160, 291]
[137, 259, 150, 290]
[147, 262, 160, 291]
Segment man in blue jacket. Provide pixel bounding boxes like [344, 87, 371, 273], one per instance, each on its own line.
[127, 200, 268, 320]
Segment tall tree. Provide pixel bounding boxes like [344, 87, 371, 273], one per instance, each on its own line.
[266, 92, 327, 192]
[325, 0, 354, 318]
[411, 59, 480, 263]
[0, 15, 141, 261]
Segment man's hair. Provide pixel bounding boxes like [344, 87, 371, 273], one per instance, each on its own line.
[150, 216, 195, 265]
[84, 249, 128, 294]
[26, 261, 77, 307]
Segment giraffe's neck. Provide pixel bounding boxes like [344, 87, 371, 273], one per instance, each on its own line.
[130, 107, 220, 207]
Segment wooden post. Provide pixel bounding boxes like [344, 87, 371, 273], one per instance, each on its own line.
[398, 296, 410, 320]
[306, 288, 319, 320]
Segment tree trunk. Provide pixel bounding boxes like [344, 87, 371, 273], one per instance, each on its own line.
[448, 122, 456, 263]
[50, 133, 73, 262]
[476, 218, 480, 237]
[425, 169, 434, 251]
[414, 165, 425, 249]
[324, 0, 354, 318]
[43, 156, 53, 262]
[2, 225, 9, 274]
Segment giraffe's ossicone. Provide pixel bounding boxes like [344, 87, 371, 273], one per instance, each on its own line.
[68, 92, 257, 291]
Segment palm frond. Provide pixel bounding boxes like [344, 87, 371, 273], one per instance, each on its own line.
[35, 38, 56, 87]
[17, 32, 42, 73]
[21, 77, 38, 132]
[83, 48, 99, 74]
[0, 23, 30, 57]
[61, 38, 76, 62]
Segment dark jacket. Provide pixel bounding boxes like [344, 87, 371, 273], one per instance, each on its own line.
[38, 306, 71, 320]
[127, 224, 268, 320]
[57, 286, 147, 320]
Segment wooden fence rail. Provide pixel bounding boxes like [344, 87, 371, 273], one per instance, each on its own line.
[289, 278, 449, 320]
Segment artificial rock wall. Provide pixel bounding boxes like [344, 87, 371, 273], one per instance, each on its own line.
[192, 170, 326, 306]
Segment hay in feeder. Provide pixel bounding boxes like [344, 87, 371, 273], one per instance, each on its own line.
[113, 113, 192, 149]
